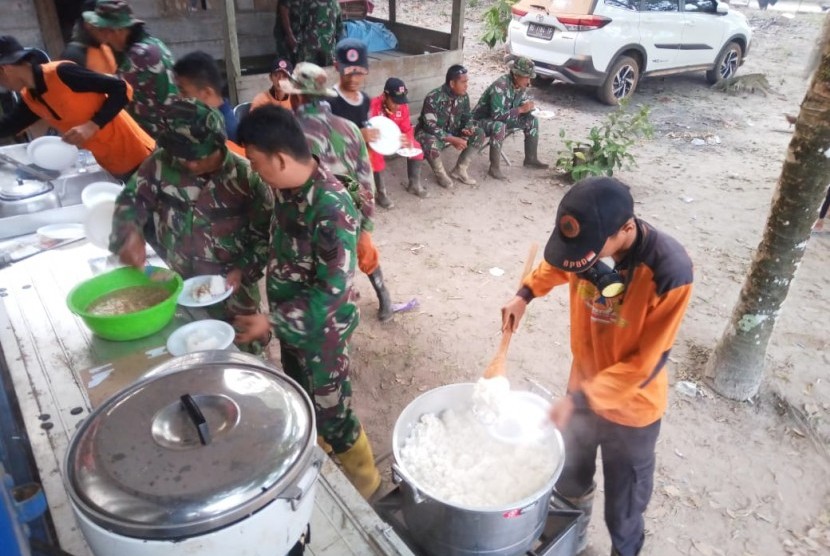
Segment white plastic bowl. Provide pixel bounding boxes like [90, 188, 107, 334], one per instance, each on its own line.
[82, 182, 123, 209]
[84, 199, 115, 249]
[166, 320, 236, 356]
[26, 136, 79, 171]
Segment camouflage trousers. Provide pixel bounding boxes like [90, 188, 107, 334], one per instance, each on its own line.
[416, 126, 486, 161]
[478, 113, 539, 148]
[279, 338, 362, 453]
[206, 282, 267, 355]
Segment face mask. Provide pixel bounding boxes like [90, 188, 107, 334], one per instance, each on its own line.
[578, 257, 625, 298]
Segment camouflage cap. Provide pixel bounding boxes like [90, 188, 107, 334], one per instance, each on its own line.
[83, 0, 144, 29]
[157, 98, 227, 160]
[280, 62, 337, 98]
[511, 57, 536, 78]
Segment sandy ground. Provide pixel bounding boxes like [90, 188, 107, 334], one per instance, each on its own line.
[297, 3, 830, 555]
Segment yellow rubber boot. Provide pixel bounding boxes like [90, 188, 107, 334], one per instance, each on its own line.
[317, 435, 333, 455]
[335, 430, 381, 500]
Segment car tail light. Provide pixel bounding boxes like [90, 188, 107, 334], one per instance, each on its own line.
[556, 15, 611, 31]
[511, 7, 528, 21]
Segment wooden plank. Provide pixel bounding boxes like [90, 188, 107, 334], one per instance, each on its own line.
[221, 0, 241, 104]
[450, 0, 465, 51]
[389, 0, 396, 23]
[0, 0, 42, 47]
[32, 0, 64, 57]
[368, 18, 451, 53]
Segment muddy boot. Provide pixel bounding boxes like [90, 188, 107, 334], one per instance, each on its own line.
[427, 157, 454, 189]
[561, 484, 595, 554]
[523, 135, 549, 169]
[405, 158, 428, 198]
[368, 267, 393, 322]
[372, 171, 394, 209]
[488, 143, 507, 180]
[335, 429, 381, 500]
[449, 147, 477, 185]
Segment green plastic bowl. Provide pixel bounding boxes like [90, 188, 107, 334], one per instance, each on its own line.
[66, 266, 183, 341]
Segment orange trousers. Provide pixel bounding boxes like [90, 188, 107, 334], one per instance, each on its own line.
[357, 231, 379, 275]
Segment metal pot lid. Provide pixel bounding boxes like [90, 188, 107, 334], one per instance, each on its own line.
[0, 178, 52, 200]
[65, 351, 315, 539]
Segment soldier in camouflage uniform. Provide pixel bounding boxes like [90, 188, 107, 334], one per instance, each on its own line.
[272, 0, 303, 64]
[415, 64, 485, 190]
[234, 105, 381, 500]
[474, 57, 548, 180]
[297, 0, 342, 67]
[84, 0, 178, 137]
[109, 98, 274, 354]
[282, 63, 394, 322]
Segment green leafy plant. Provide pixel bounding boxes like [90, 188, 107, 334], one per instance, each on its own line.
[555, 103, 654, 181]
[480, 0, 517, 48]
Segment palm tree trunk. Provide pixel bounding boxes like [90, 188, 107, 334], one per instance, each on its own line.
[708, 16, 830, 400]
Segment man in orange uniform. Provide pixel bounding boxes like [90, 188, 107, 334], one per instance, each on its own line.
[501, 177, 693, 556]
[368, 77, 426, 198]
[251, 57, 293, 112]
[0, 35, 153, 179]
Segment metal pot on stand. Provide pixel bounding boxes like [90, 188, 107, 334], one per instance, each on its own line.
[64, 351, 323, 556]
[392, 382, 565, 556]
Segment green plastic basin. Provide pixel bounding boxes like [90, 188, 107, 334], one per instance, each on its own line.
[66, 266, 183, 341]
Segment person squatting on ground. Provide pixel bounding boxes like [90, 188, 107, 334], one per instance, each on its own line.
[369, 77, 426, 198]
[84, 0, 178, 137]
[330, 38, 394, 209]
[415, 64, 485, 190]
[0, 35, 153, 180]
[473, 56, 548, 180]
[173, 50, 239, 142]
[251, 56, 294, 112]
[233, 105, 381, 499]
[282, 62, 395, 322]
[501, 177, 693, 556]
[110, 98, 274, 354]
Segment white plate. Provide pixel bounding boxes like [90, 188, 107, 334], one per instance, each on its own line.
[531, 109, 556, 120]
[166, 320, 236, 356]
[26, 136, 79, 172]
[82, 181, 123, 209]
[396, 147, 423, 158]
[37, 223, 85, 242]
[84, 199, 115, 249]
[178, 275, 233, 307]
[367, 115, 402, 156]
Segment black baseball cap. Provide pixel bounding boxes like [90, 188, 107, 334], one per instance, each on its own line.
[383, 77, 409, 104]
[335, 38, 368, 75]
[270, 57, 293, 76]
[543, 177, 635, 271]
[0, 36, 32, 66]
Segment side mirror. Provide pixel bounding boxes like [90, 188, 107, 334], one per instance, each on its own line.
[716, 2, 729, 14]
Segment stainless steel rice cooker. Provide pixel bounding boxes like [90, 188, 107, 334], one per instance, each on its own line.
[392, 382, 565, 556]
[64, 351, 322, 556]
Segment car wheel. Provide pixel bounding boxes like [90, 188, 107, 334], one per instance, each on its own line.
[531, 76, 554, 87]
[706, 42, 742, 84]
[597, 56, 639, 106]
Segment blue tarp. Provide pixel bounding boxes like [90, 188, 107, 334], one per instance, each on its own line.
[343, 20, 398, 52]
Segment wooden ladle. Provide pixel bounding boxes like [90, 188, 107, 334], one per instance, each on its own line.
[483, 243, 539, 379]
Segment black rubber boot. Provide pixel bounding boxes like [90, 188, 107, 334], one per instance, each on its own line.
[368, 267, 393, 322]
[488, 144, 506, 180]
[405, 158, 428, 198]
[523, 135, 549, 169]
[373, 172, 394, 209]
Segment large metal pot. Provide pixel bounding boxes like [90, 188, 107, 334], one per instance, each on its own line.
[392, 383, 565, 556]
[64, 351, 323, 556]
[0, 177, 60, 218]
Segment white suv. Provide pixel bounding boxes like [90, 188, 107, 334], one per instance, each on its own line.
[506, 0, 752, 105]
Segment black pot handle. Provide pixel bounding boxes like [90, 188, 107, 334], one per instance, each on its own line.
[180, 394, 211, 446]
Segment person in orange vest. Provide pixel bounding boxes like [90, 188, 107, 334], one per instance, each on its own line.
[60, 0, 117, 75]
[0, 35, 154, 179]
[250, 57, 293, 112]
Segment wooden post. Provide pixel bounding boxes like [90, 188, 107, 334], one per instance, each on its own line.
[221, 0, 242, 105]
[32, 0, 64, 57]
[389, 0, 396, 23]
[449, 0, 464, 51]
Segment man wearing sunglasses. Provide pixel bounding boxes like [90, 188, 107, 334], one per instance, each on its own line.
[415, 64, 485, 190]
[501, 177, 693, 556]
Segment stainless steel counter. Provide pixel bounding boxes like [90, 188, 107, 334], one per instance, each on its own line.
[0, 240, 413, 556]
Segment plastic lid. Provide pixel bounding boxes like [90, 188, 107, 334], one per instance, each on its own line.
[65, 351, 314, 539]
